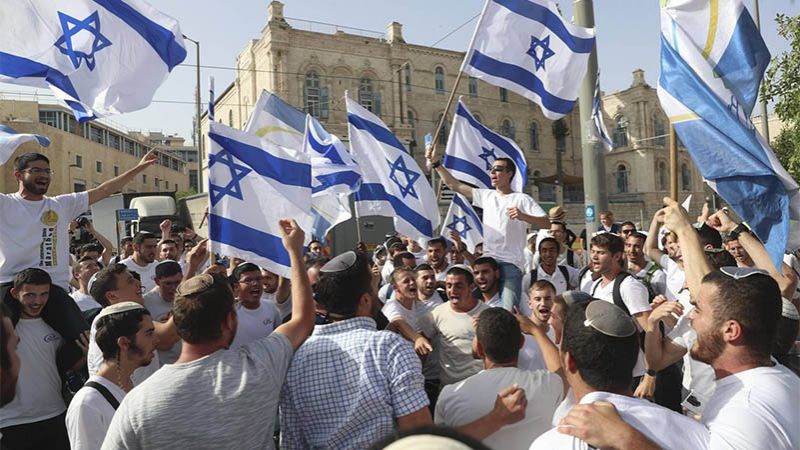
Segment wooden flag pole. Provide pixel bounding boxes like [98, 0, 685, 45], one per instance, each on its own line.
[669, 124, 679, 201]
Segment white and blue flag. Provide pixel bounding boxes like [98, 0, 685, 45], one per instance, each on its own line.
[658, 0, 800, 268]
[443, 98, 528, 192]
[207, 121, 313, 278]
[462, 0, 595, 119]
[244, 90, 306, 148]
[592, 74, 613, 151]
[442, 193, 483, 253]
[346, 95, 440, 242]
[0, 0, 186, 121]
[0, 125, 50, 166]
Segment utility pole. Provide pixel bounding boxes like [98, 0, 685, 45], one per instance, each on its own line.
[183, 35, 203, 193]
[752, 0, 770, 142]
[574, 0, 606, 242]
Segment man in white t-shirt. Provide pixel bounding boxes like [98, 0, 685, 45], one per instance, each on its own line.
[531, 300, 708, 450]
[521, 238, 580, 316]
[472, 256, 502, 308]
[143, 261, 183, 364]
[119, 232, 159, 293]
[533, 220, 586, 270]
[427, 237, 453, 284]
[519, 280, 558, 371]
[415, 264, 444, 314]
[437, 307, 564, 450]
[382, 268, 432, 354]
[260, 267, 291, 320]
[429, 153, 550, 311]
[377, 252, 417, 303]
[230, 263, 283, 350]
[646, 217, 691, 308]
[102, 218, 316, 449]
[626, 232, 666, 298]
[70, 256, 102, 312]
[66, 302, 158, 450]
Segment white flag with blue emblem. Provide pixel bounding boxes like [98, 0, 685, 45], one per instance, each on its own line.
[441, 193, 483, 252]
[592, 74, 613, 151]
[443, 98, 528, 192]
[346, 95, 440, 242]
[658, 0, 800, 268]
[207, 121, 313, 278]
[462, 0, 595, 120]
[0, 125, 50, 166]
[0, 0, 186, 121]
[244, 90, 306, 148]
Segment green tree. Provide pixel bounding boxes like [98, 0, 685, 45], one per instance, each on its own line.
[762, 14, 800, 183]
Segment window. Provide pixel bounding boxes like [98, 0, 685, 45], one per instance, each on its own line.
[468, 77, 478, 98]
[114, 165, 119, 177]
[437, 113, 449, 145]
[142, 174, 147, 184]
[359, 78, 380, 115]
[404, 64, 412, 92]
[228, 110, 233, 127]
[612, 116, 628, 148]
[304, 71, 321, 118]
[616, 164, 629, 193]
[435, 67, 445, 94]
[108, 133, 121, 150]
[529, 122, 540, 151]
[165, 181, 170, 190]
[74, 155, 83, 168]
[39, 111, 58, 128]
[500, 119, 515, 140]
[89, 126, 103, 144]
[155, 178, 160, 189]
[681, 163, 691, 191]
[654, 115, 666, 146]
[499, 87, 508, 103]
[65, 115, 77, 133]
[73, 181, 86, 192]
[189, 170, 198, 192]
[658, 161, 667, 191]
[95, 161, 102, 173]
[407, 110, 417, 154]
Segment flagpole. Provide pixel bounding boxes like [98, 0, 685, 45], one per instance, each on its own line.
[344, 89, 364, 243]
[669, 124, 678, 201]
[752, 0, 770, 142]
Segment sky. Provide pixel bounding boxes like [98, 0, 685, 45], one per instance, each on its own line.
[2, 0, 797, 143]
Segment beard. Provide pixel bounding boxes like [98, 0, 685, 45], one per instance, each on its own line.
[690, 328, 725, 365]
[22, 178, 48, 195]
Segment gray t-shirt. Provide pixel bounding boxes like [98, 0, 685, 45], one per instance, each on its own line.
[101, 333, 293, 450]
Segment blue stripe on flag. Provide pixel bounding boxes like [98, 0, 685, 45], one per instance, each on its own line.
[307, 130, 345, 164]
[347, 113, 408, 154]
[443, 154, 493, 187]
[93, 0, 187, 71]
[265, 94, 306, 133]
[209, 213, 290, 266]
[469, 50, 575, 116]
[452, 194, 483, 235]
[312, 171, 362, 194]
[357, 183, 433, 236]
[209, 131, 311, 187]
[494, 0, 594, 54]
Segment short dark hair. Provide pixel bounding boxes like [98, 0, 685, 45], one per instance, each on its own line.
[155, 261, 182, 279]
[620, 221, 636, 230]
[173, 274, 235, 344]
[476, 308, 521, 364]
[414, 263, 434, 273]
[702, 270, 781, 358]
[315, 252, 373, 317]
[80, 243, 104, 256]
[705, 249, 737, 269]
[773, 312, 799, 357]
[530, 279, 556, 294]
[13, 152, 49, 172]
[305, 255, 330, 271]
[133, 231, 156, 245]
[473, 256, 499, 271]
[159, 239, 177, 247]
[550, 221, 567, 232]
[446, 266, 474, 285]
[538, 237, 561, 253]
[72, 256, 99, 275]
[561, 302, 639, 391]
[90, 263, 129, 307]
[309, 239, 322, 247]
[13, 268, 51, 291]
[232, 262, 260, 281]
[392, 252, 416, 269]
[697, 224, 722, 249]
[627, 232, 647, 243]
[494, 157, 516, 180]
[120, 236, 133, 244]
[427, 237, 447, 249]
[95, 308, 151, 360]
[591, 233, 624, 255]
[390, 267, 415, 286]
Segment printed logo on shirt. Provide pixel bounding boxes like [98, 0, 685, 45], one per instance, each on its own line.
[41, 210, 59, 226]
[43, 333, 61, 343]
[39, 226, 57, 267]
[262, 318, 274, 327]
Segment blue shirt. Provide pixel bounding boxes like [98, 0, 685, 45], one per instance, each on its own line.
[280, 317, 428, 449]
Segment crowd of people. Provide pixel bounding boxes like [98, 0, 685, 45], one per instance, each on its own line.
[0, 149, 798, 450]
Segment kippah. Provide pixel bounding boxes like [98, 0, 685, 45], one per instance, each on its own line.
[321, 251, 358, 273]
[87, 272, 99, 295]
[96, 301, 144, 321]
[176, 274, 215, 297]
[583, 300, 637, 338]
[383, 435, 474, 450]
[561, 290, 593, 307]
[449, 264, 473, 275]
[782, 298, 800, 320]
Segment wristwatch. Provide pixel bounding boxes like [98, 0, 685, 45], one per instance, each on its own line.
[645, 368, 657, 377]
[732, 222, 750, 235]
[431, 160, 441, 169]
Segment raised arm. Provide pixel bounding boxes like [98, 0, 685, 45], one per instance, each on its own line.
[273, 219, 315, 350]
[85, 221, 114, 266]
[425, 146, 474, 200]
[657, 198, 712, 297]
[516, 312, 567, 397]
[645, 212, 667, 263]
[644, 301, 688, 371]
[88, 150, 159, 205]
[387, 318, 433, 356]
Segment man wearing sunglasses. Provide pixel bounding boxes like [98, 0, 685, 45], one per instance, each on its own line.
[427, 152, 549, 312]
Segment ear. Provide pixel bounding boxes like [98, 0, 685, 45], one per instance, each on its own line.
[13, 170, 23, 182]
[224, 310, 237, 332]
[721, 319, 743, 344]
[116, 336, 131, 353]
[563, 351, 579, 374]
[9, 288, 19, 300]
[473, 336, 485, 359]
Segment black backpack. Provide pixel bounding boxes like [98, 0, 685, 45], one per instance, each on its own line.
[529, 265, 574, 290]
[591, 271, 633, 316]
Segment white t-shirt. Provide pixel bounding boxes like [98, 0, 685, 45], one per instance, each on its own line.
[377, 283, 394, 303]
[261, 290, 291, 320]
[784, 253, 800, 300]
[531, 391, 709, 450]
[436, 367, 563, 450]
[229, 301, 282, 350]
[659, 255, 691, 309]
[419, 301, 489, 385]
[0, 192, 89, 289]
[380, 261, 395, 285]
[88, 313, 161, 386]
[578, 268, 596, 293]
[0, 318, 65, 427]
[119, 257, 159, 293]
[703, 364, 800, 450]
[518, 328, 556, 372]
[631, 261, 667, 297]
[383, 296, 441, 380]
[472, 189, 545, 270]
[143, 288, 182, 365]
[434, 263, 454, 282]
[667, 309, 716, 413]
[519, 265, 580, 316]
[71, 290, 102, 311]
[417, 291, 444, 315]
[66, 375, 126, 450]
[480, 291, 502, 308]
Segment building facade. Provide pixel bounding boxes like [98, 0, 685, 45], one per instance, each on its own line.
[130, 131, 199, 192]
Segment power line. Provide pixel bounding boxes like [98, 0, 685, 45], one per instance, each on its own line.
[430, 13, 480, 47]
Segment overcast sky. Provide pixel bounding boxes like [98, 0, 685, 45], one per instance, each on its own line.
[2, 0, 796, 142]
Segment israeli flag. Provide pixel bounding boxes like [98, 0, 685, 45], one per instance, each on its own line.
[0, 125, 50, 166]
[592, 74, 613, 151]
[244, 90, 306, 148]
[443, 99, 528, 192]
[442, 193, 484, 253]
[658, 0, 800, 268]
[207, 121, 313, 278]
[462, 0, 595, 119]
[0, 0, 186, 121]
[346, 95, 440, 242]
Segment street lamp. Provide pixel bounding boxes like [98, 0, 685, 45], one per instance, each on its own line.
[183, 34, 202, 193]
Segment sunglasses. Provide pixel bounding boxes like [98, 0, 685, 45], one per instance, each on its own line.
[719, 266, 769, 279]
[489, 166, 509, 173]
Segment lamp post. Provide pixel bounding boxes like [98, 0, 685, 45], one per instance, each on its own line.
[183, 35, 203, 193]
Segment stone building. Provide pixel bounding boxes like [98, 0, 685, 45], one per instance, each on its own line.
[129, 131, 199, 192]
[1, 99, 190, 196]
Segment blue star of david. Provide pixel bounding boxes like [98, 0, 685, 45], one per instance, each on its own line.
[478, 146, 497, 171]
[387, 156, 420, 199]
[446, 215, 472, 239]
[208, 150, 252, 206]
[54, 11, 112, 71]
[526, 35, 556, 71]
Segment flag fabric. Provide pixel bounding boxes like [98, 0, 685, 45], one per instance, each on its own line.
[207, 121, 313, 278]
[462, 0, 595, 119]
[592, 74, 613, 151]
[244, 90, 306, 148]
[0, 125, 50, 166]
[208, 76, 215, 122]
[443, 99, 528, 192]
[658, 0, 800, 268]
[441, 193, 484, 252]
[346, 95, 440, 242]
[0, 0, 186, 121]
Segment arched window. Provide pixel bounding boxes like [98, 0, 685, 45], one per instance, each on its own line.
[616, 164, 629, 193]
[500, 119, 515, 140]
[653, 114, 666, 146]
[304, 71, 321, 118]
[435, 67, 445, 94]
[529, 122, 540, 151]
[404, 64, 412, 92]
[468, 77, 478, 98]
[437, 113, 449, 145]
[407, 110, 417, 154]
[359, 78, 379, 115]
[681, 163, 691, 191]
[613, 116, 628, 148]
[473, 113, 483, 124]
[533, 170, 542, 179]
[658, 161, 667, 191]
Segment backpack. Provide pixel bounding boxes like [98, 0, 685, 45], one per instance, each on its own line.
[591, 271, 633, 316]
[566, 250, 575, 267]
[635, 263, 662, 301]
[529, 265, 574, 290]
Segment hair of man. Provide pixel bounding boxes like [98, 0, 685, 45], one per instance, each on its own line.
[476, 308, 522, 364]
[95, 307, 152, 360]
